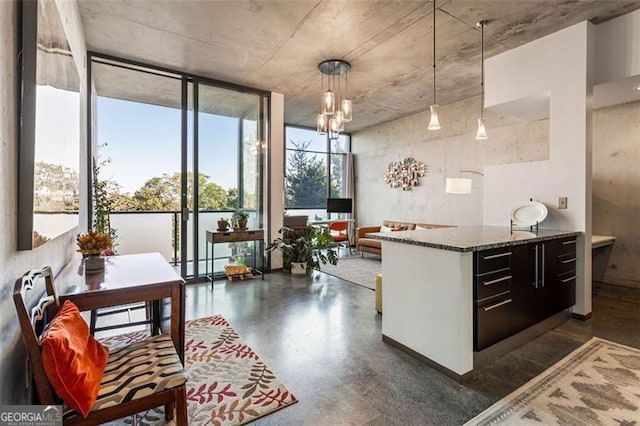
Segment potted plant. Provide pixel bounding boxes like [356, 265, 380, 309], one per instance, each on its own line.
[77, 229, 112, 272]
[233, 209, 250, 230]
[266, 226, 338, 275]
[217, 217, 230, 231]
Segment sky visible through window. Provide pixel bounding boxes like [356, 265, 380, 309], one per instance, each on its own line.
[97, 97, 239, 194]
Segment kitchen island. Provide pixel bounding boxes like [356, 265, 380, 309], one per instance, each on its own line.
[368, 226, 581, 381]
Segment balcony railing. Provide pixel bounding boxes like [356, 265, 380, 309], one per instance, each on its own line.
[110, 210, 259, 277]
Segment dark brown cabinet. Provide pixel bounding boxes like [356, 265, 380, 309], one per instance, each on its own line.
[474, 247, 513, 351]
[474, 236, 577, 351]
[510, 244, 536, 334]
[531, 237, 577, 322]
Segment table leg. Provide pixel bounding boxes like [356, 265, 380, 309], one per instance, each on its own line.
[171, 282, 185, 363]
[151, 300, 161, 335]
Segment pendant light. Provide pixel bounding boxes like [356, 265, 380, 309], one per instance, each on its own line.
[323, 90, 335, 116]
[475, 20, 488, 140]
[317, 73, 328, 134]
[342, 71, 352, 122]
[317, 60, 352, 136]
[428, 0, 440, 131]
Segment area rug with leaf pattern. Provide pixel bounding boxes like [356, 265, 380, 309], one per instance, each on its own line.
[101, 316, 297, 425]
[465, 337, 640, 425]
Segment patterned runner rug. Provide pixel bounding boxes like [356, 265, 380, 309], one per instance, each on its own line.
[321, 255, 381, 290]
[101, 316, 297, 425]
[465, 337, 640, 425]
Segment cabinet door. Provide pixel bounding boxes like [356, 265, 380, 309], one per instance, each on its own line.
[535, 241, 558, 321]
[510, 243, 536, 333]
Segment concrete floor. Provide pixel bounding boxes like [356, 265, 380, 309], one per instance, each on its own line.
[182, 272, 640, 426]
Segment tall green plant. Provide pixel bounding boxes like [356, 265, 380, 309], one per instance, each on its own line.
[92, 157, 117, 250]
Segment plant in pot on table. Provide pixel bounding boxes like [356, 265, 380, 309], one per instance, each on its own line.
[266, 226, 338, 275]
[233, 209, 250, 230]
[77, 229, 112, 272]
[217, 217, 230, 231]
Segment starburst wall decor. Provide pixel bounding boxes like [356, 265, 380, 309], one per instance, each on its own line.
[384, 158, 427, 190]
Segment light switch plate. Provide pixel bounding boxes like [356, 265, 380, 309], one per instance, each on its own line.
[558, 197, 568, 209]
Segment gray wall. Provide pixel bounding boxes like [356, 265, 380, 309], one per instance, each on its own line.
[593, 100, 640, 290]
[352, 95, 549, 227]
[0, 1, 87, 404]
[352, 95, 639, 291]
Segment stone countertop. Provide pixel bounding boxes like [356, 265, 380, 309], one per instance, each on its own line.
[366, 225, 581, 252]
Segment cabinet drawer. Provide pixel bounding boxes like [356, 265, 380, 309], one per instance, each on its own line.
[476, 293, 512, 351]
[557, 272, 577, 310]
[557, 237, 577, 256]
[476, 248, 512, 274]
[476, 269, 512, 301]
[557, 253, 577, 276]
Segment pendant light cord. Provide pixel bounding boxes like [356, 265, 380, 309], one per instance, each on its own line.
[432, 0, 436, 105]
[480, 21, 484, 119]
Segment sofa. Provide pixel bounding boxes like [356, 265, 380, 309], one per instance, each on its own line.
[356, 220, 453, 256]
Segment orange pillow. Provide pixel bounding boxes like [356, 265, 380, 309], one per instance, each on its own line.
[41, 300, 109, 418]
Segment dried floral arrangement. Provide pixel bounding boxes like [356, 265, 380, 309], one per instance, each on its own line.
[76, 229, 112, 255]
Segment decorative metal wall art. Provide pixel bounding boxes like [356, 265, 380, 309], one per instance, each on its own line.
[384, 158, 427, 190]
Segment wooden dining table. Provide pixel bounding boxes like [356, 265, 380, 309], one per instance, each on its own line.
[56, 252, 185, 362]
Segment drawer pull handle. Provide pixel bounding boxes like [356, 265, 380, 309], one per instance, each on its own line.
[560, 258, 577, 264]
[483, 275, 512, 286]
[560, 275, 576, 283]
[482, 252, 512, 260]
[562, 240, 577, 245]
[483, 299, 512, 312]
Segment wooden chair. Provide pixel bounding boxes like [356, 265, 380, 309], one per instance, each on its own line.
[13, 267, 188, 425]
[329, 221, 352, 254]
[283, 215, 309, 236]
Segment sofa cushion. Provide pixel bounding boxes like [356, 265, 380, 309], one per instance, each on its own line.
[382, 221, 416, 230]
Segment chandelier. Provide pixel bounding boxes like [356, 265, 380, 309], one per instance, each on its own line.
[316, 59, 352, 139]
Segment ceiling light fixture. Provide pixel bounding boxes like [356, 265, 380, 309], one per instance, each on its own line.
[475, 20, 488, 140]
[317, 59, 352, 139]
[428, 0, 440, 131]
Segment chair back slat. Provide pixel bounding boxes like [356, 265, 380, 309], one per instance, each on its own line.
[283, 215, 308, 229]
[13, 267, 60, 404]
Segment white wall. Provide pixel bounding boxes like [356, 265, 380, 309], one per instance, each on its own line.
[0, 0, 88, 404]
[352, 95, 549, 228]
[268, 92, 285, 269]
[483, 22, 594, 316]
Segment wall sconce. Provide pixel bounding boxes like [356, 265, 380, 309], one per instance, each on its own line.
[445, 170, 484, 194]
[384, 158, 427, 191]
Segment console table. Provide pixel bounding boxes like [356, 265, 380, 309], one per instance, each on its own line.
[205, 229, 265, 286]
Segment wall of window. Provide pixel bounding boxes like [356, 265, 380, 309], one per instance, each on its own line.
[284, 125, 350, 215]
[90, 55, 268, 280]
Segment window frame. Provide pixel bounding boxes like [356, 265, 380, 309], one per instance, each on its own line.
[283, 124, 351, 210]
